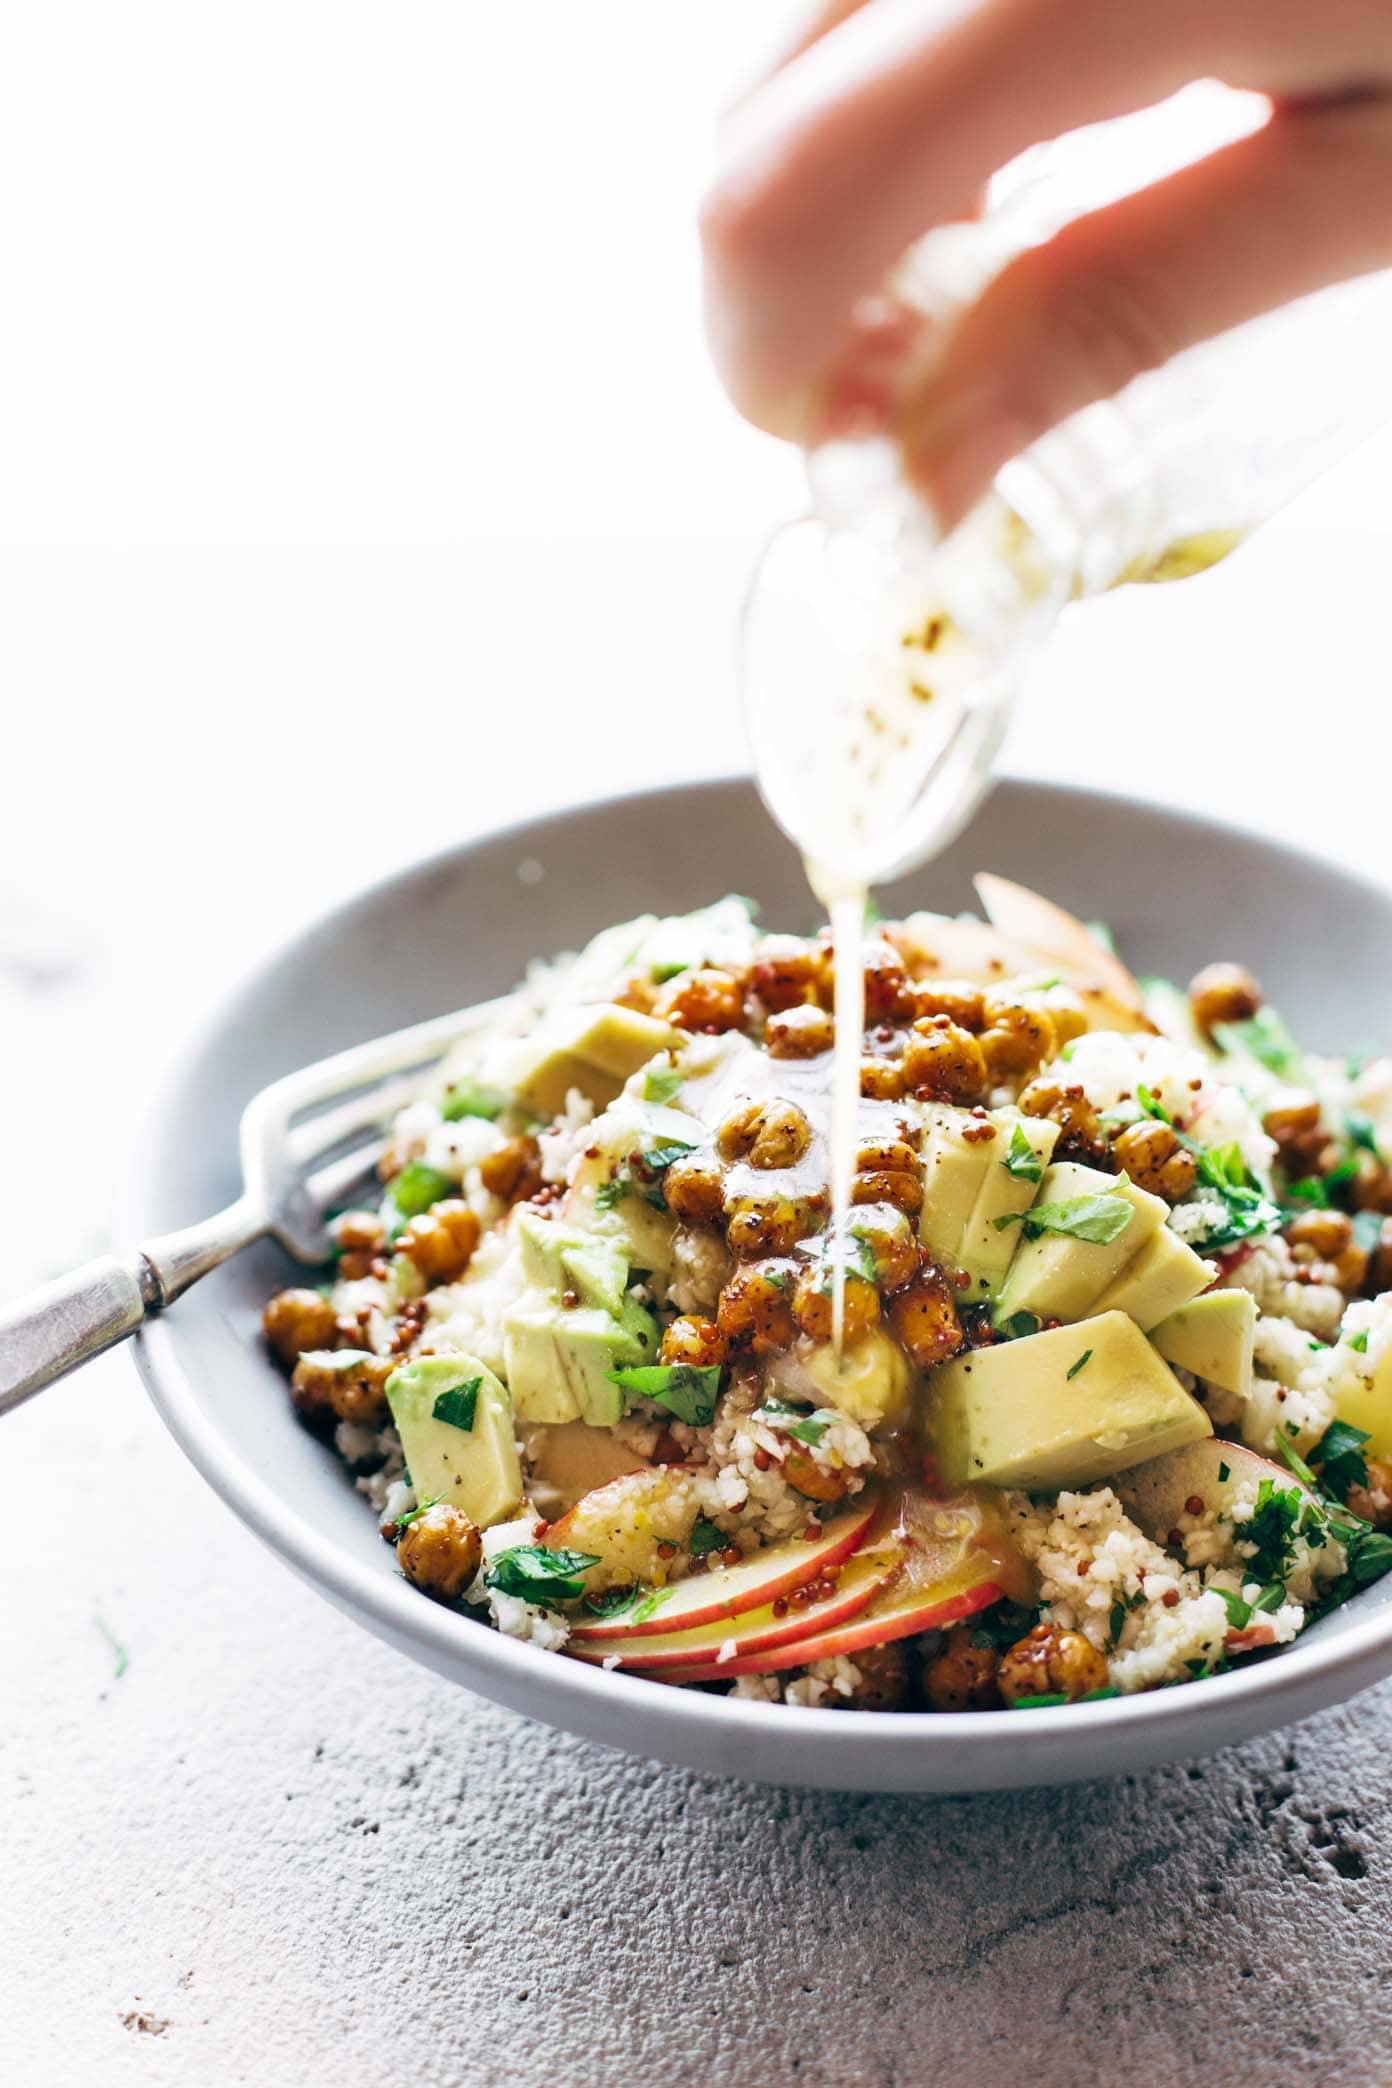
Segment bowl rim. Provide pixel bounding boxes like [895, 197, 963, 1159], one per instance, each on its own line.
[125, 771, 1392, 1772]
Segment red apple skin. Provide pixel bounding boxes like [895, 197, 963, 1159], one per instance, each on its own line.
[569, 1498, 880, 1642]
[569, 1548, 899, 1669]
[638, 1573, 1005, 1683]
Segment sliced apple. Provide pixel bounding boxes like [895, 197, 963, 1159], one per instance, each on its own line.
[569, 1496, 880, 1640]
[973, 873, 1152, 1029]
[647, 1561, 1005, 1682]
[571, 1543, 896, 1668]
[1117, 1436, 1315, 1540]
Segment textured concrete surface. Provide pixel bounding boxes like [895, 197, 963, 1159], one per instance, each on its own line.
[7, 534, 1392, 2086]
[5, 1354, 1392, 2087]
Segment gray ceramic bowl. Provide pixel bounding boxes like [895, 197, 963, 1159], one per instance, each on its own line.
[129, 776, 1392, 1791]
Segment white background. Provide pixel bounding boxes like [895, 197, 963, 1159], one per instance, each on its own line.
[2, 8, 1392, 2075]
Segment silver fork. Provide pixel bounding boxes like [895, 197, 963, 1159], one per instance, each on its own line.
[0, 994, 515, 1418]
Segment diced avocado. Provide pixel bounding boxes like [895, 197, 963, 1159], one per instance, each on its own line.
[563, 1094, 696, 1278]
[502, 1295, 661, 1428]
[1092, 1227, 1213, 1331]
[800, 1325, 910, 1429]
[930, 1310, 1211, 1489]
[1330, 1342, 1392, 1459]
[514, 1209, 628, 1317]
[1150, 1289, 1256, 1399]
[508, 1004, 681, 1117]
[958, 1115, 1058, 1300]
[918, 1110, 996, 1266]
[385, 1353, 522, 1529]
[991, 1163, 1168, 1327]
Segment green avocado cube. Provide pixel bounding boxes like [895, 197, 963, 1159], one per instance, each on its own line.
[992, 1162, 1168, 1328]
[1149, 1289, 1256, 1398]
[1091, 1226, 1213, 1331]
[930, 1310, 1211, 1489]
[507, 1005, 681, 1118]
[502, 1295, 661, 1428]
[918, 1110, 996, 1266]
[514, 1209, 629, 1317]
[385, 1353, 522, 1530]
[957, 1115, 1058, 1300]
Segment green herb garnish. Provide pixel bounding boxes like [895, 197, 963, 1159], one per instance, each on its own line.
[995, 1310, 1042, 1342]
[94, 1612, 129, 1680]
[1312, 1419, 1371, 1498]
[1212, 1006, 1306, 1082]
[1066, 1349, 1093, 1380]
[597, 1139, 698, 1215]
[1136, 1083, 1171, 1124]
[752, 1395, 833, 1447]
[995, 1189, 1134, 1245]
[688, 1516, 725, 1557]
[431, 1378, 481, 1432]
[583, 1583, 675, 1623]
[641, 1062, 686, 1105]
[1215, 1588, 1253, 1631]
[1276, 1434, 1320, 1492]
[1348, 1328, 1371, 1354]
[393, 1493, 442, 1536]
[608, 1362, 721, 1426]
[1217, 1461, 1230, 1482]
[1003, 1122, 1043, 1183]
[381, 1161, 456, 1240]
[1007, 1692, 1070, 1709]
[440, 1079, 508, 1122]
[484, 1545, 600, 1607]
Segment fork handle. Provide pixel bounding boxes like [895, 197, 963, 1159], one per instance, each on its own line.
[0, 1197, 266, 1418]
[0, 1255, 157, 1418]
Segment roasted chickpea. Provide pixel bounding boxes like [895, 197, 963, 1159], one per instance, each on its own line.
[978, 999, 1058, 1080]
[765, 1004, 835, 1058]
[751, 934, 825, 1012]
[856, 1137, 921, 1178]
[291, 1348, 394, 1427]
[909, 979, 985, 1031]
[1188, 960, 1262, 1040]
[828, 1640, 909, 1711]
[1263, 1095, 1329, 1177]
[478, 1134, 543, 1204]
[396, 1502, 483, 1601]
[1017, 1076, 1106, 1163]
[1111, 1119, 1198, 1202]
[1347, 1457, 1392, 1529]
[1350, 1151, 1392, 1216]
[847, 1203, 918, 1291]
[1366, 1216, 1392, 1294]
[263, 1287, 339, 1368]
[725, 1193, 811, 1259]
[860, 1055, 907, 1101]
[1286, 1209, 1368, 1293]
[656, 966, 747, 1033]
[663, 1154, 726, 1227]
[1041, 990, 1089, 1048]
[901, 1017, 989, 1102]
[861, 940, 916, 1021]
[781, 1446, 850, 1503]
[852, 1169, 924, 1218]
[659, 1315, 728, 1368]
[997, 1622, 1109, 1705]
[716, 1264, 797, 1354]
[923, 1624, 1002, 1711]
[396, 1199, 481, 1284]
[716, 1097, 813, 1170]
[887, 1267, 963, 1368]
[791, 1266, 880, 1345]
[331, 1210, 387, 1280]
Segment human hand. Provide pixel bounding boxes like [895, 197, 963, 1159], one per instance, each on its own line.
[701, 0, 1392, 528]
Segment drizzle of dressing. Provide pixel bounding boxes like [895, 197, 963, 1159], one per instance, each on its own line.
[805, 864, 869, 1358]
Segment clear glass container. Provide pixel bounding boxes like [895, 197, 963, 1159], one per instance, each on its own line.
[742, 85, 1392, 889]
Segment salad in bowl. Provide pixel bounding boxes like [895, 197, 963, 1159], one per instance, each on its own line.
[262, 879, 1392, 1714]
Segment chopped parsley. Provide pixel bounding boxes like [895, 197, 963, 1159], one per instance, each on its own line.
[596, 1139, 698, 1214]
[641, 1062, 686, 1105]
[431, 1378, 481, 1432]
[1002, 1122, 1043, 1183]
[393, 1493, 442, 1536]
[484, 1545, 600, 1607]
[440, 1079, 507, 1122]
[582, 1583, 675, 1624]
[1348, 1328, 1371, 1354]
[995, 1309, 1042, 1342]
[1007, 1691, 1069, 1709]
[1275, 1434, 1319, 1492]
[752, 1395, 833, 1447]
[688, 1516, 725, 1557]
[1346, 1110, 1380, 1158]
[1217, 1460, 1230, 1482]
[1212, 1006, 1306, 1082]
[1215, 1588, 1253, 1631]
[608, 1362, 721, 1426]
[1312, 1419, 1371, 1498]
[651, 960, 688, 983]
[1136, 1083, 1171, 1124]
[381, 1161, 456, 1240]
[1065, 1349, 1093, 1380]
[995, 1188, 1134, 1245]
